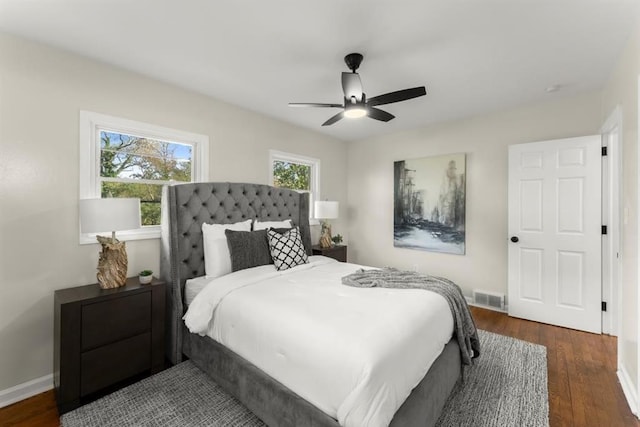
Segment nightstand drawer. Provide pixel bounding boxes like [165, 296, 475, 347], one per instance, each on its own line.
[312, 245, 347, 262]
[81, 292, 151, 351]
[80, 332, 151, 396]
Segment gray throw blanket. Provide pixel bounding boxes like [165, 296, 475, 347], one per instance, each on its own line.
[342, 268, 480, 365]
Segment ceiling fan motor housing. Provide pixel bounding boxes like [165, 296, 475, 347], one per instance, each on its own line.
[344, 53, 363, 72]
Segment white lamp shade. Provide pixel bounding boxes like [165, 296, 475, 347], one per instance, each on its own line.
[314, 201, 339, 219]
[80, 198, 141, 234]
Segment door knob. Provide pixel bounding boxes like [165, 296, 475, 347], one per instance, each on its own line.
[510, 236, 519, 243]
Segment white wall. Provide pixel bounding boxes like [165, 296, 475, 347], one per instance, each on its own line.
[347, 92, 601, 297]
[0, 33, 348, 392]
[601, 14, 640, 410]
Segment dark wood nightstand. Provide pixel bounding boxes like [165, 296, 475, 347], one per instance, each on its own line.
[54, 277, 165, 414]
[312, 245, 347, 262]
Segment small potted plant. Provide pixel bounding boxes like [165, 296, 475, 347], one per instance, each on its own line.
[331, 234, 343, 246]
[139, 270, 153, 285]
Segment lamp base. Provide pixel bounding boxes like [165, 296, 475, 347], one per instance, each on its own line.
[96, 235, 128, 289]
[319, 221, 333, 249]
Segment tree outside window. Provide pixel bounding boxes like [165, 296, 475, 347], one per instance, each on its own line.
[269, 151, 320, 222]
[272, 160, 311, 192]
[100, 131, 192, 226]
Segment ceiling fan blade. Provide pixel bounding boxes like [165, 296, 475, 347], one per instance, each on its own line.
[289, 103, 343, 108]
[322, 111, 344, 126]
[368, 86, 426, 107]
[367, 107, 395, 122]
[341, 72, 363, 102]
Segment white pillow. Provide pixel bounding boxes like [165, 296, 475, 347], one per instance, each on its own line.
[253, 219, 292, 231]
[202, 219, 252, 278]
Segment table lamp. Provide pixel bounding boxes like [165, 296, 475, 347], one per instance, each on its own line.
[314, 200, 339, 248]
[80, 198, 141, 289]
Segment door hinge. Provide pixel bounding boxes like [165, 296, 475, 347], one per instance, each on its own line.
[602, 301, 607, 312]
[602, 225, 608, 235]
[602, 146, 608, 156]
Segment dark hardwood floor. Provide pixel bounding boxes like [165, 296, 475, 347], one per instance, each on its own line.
[471, 306, 638, 427]
[0, 390, 59, 427]
[0, 307, 637, 426]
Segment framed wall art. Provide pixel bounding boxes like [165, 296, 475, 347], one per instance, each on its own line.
[394, 153, 466, 254]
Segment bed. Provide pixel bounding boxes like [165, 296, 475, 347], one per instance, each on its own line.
[160, 182, 462, 427]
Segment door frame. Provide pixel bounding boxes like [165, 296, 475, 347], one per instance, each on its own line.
[600, 105, 622, 336]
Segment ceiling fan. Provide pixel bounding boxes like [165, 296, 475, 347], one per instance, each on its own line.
[289, 53, 426, 126]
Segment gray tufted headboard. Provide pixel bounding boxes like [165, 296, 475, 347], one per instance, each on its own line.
[160, 182, 312, 364]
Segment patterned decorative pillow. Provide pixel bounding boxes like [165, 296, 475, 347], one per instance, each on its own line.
[267, 226, 308, 271]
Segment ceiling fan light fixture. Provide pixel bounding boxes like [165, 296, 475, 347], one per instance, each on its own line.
[344, 106, 367, 119]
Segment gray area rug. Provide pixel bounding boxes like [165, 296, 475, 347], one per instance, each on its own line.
[435, 330, 548, 427]
[61, 330, 548, 427]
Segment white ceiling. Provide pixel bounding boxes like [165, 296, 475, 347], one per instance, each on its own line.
[0, 0, 637, 141]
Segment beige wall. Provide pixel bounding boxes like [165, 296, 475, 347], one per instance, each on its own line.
[0, 33, 348, 391]
[347, 18, 640, 409]
[1, 19, 638, 408]
[601, 16, 640, 405]
[347, 92, 601, 296]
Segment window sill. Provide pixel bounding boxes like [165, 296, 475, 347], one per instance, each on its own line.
[309, 219, 320, 226]
[79, 226, 160, 245]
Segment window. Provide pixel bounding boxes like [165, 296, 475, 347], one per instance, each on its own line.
[80, 111, 209, 243]
[269, 150, 320, 224]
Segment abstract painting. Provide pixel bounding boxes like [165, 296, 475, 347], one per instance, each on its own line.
[394, 153, 466, 254]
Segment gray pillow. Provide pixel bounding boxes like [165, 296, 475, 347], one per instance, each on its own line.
[225, 229, 273, 272]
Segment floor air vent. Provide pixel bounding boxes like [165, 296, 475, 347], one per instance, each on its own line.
[472, 290, 505, 311]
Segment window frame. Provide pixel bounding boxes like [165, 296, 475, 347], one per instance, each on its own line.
[79, 110, 209, 244]
[268, 150, 320, 225]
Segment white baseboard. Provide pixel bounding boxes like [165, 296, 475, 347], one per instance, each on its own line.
[618, 365, 639, 417]
[0, 374, 54, 409]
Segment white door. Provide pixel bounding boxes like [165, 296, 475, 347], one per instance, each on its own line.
[508, 135, 602, 333]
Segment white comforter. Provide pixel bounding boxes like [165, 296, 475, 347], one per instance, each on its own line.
[184, 256, 454, 427]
